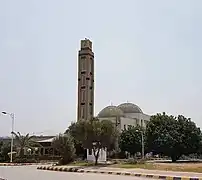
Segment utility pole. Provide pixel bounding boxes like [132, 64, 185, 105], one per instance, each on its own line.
[2, 111, 15, 163]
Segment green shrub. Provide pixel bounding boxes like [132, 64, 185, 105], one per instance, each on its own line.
[0, 142, 11, 162]
[126, 158, 146, 164]
[52, 134, 76, 165]
[13, 158, 37, 163]
[137, 159, 146, 164]
[127, 158, 138, 164]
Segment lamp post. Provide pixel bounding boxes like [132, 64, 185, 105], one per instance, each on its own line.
[2, 111, 14, 163]
[136, 129, 144, 159]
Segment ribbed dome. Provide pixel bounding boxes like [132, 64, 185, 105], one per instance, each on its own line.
[98, 106, 124, 118]
[117, 103, 142, 113]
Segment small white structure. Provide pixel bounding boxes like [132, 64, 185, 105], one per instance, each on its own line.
[87, 148, 107, 163]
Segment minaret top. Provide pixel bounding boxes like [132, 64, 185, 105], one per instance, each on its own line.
[80, 38, 92, 50]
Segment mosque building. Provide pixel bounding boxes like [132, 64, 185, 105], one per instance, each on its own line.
[76, 38, 150, 130]
[97, 102, 150, 130]
[76, 39, 151, 162]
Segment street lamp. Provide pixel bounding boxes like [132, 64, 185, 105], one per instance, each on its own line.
[136, 129, 144, 159]
[2, 111, 14, 163]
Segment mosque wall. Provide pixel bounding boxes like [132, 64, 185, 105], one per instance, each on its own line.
[120, 117, 137, 130]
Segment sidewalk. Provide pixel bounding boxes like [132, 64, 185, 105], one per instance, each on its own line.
[37, 165, 202, 179]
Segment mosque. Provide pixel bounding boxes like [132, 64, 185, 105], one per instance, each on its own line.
[76, 38, 150, 130]
[77, 39, 151, 162]
[97, 102, 150, 130]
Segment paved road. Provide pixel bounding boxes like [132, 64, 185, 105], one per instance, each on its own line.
[0, 166, 150, 180]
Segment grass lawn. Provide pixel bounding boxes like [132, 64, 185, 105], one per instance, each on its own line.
[112, 162, 202, 173]
[69, 161, 202, 173]
[66, 160, 202, 173]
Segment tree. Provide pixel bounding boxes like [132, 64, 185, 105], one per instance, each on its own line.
[146, 112, 201, 162]
[119, 125, 142, 156]
[197, 135, 202, 158]
[0, 141, 3, 155]
[52, 134, 75, 165]
[0, 142, 11, 162]
[65, 123, 85, 158]
[13, 132, 40, 158]
[68, 118, 118, 165]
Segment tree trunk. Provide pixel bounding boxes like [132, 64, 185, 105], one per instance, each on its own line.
[95, 154, 98, 165]
[171, 155, 179, 162]
[19, 148, 24, 158]
[93, 148, 100, 165]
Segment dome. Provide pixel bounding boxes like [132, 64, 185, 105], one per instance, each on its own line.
[117, 103, 143, 113]
[98, 106, 124, 118]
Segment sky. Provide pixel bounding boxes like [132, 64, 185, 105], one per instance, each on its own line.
[0, 0, 202, 136]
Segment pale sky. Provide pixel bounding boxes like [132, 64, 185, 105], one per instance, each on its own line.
[0, 0, 202, 136]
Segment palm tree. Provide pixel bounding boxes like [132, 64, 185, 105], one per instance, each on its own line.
[12, 132, 41, 158]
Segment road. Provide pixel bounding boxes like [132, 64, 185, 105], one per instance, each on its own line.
[0, 166, 150, 180]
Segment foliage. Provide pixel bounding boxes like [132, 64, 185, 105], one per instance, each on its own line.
[197, 135, 202, 155]
[13, 157, 37, 163]
[65, 123, 85, 158]
[0, 142, 11, 162]
[119, 125, 143, 156]
[52, 133, 75, 165]
[145, 112, 201, 162]
[0, 141, 2, 149]
[67, 118, 118, 165]
[13, 132, 41, 158]
[126, 158, 146, 164]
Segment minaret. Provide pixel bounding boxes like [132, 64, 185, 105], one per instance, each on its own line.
[77, 38, 94, 121]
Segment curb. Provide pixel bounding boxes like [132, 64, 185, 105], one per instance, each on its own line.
[37, 166, 202, 180]
[0, 163, 51, 166]
[0, 163, 33, 166]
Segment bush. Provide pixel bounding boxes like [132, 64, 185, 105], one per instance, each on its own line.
[13, 158, 37, 163]
[52, 134, 76, 165]
[126, 158, 146, 164]
[137, 159, 146, 164]
[127, 158, 138, 164]
[0, 142, 11, 162]
[37, 155, 61, 161]
[58, 158, 72, 165]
